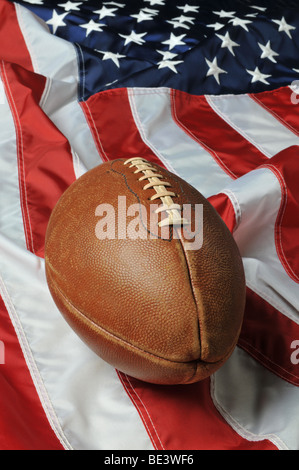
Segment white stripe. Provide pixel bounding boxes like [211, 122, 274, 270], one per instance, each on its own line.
[8, 5, 153, 449]
[223, 167, 299, 323]
[0, 76, 4, 104]
[15, 3, 100, 174]
[213, 347, 299, 450]
[206, 94, 299, 157]
[0, 236, 71, 450]
[128, 87, 233, 198]
[0, 233, 153, 450]
[0, 74, 26, 249]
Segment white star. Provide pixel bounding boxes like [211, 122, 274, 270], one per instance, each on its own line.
[144, 0, 165, 5]
[131, 10, 155, 22]
[258, 41, 279, 63]
[143, 7, 159, 15]
[205, 57, 227, 85]
[167, 19, 193, 30]
[246, 13, 258, 18]
[229, 17, 252, 32]
[96, 50, 126, 68]
[156, 50, 182, 72]
[250, 5, 267, 11]
[103, 1, 124, 6]
[272, 17, 296, 39]
[22, 0, 43, 3]
[216, 32, 239, 56]
[57, 1, 82, 11]
[246, 66, 271, 85]
[46, 10, 68, 34]
[172, 15, 195, 24]
[207, 22, 224, 31]
[213, 10, 236, 19]
[94, 5, 118, 19]
[119, 30, 147, 46]
[177, 4, 199, 13]
[156, 50, 178, 60]
[157, 58, 183, 73]
[80, 19, 106, 36]
[162, 33, 186, 50]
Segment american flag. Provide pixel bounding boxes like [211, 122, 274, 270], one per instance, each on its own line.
[0, 0, 298, 451]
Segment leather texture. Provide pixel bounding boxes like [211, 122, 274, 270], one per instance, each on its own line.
[45, 158, 246, 385]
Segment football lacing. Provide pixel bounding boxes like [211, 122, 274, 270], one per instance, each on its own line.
[124, 157, 189, 227]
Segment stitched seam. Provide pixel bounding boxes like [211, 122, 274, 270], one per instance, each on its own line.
[205, 94, 272, 158]
[239, 342, 299, 387]
[246, 279, 299, 325]
[110, 160, 173, 241]
[125, 374, 165, 450]
[249, 93, 299, 136]
[259, 163, 299, 283]
[130, 87, 171, 96]
[117, 373, 158, 450]
[210, 374, 288, 450]
[220, 189, 242, 229]
[79, 100, 108, 162]
[238, 338, 299, 381]
[0, 61, 35, 254]
[117, 372, 165, 450]
[174, 227, 202, 365]
[171, 89, 237, 180]
[0, 271, 72, 450]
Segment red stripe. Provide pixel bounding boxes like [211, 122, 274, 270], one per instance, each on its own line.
[0, 60, 76, 257]
[208, 183, 299, 385]
[0, 1, 33, 71]
[208, 192, 237, 233]
[0, 3, 77, 448]
[117, 372, 164, 450]
[259, 146, 299, 284]
[82, 89, 281, 449]
[1, 1, 296, 451]
[250, 87, 299, 136]
[171, 89, 268, 178]
[239, 288, 299, 386]
[0, 1, 77, 256]
[0, 60, 34, 252]
[80, 88, 166, 168]
[0, 294, 64, 450]
[118, 372, 277, 450]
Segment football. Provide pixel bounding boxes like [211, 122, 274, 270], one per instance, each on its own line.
[45, 157, 246, 385]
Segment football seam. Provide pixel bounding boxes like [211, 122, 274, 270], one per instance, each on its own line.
[174, 225, 202, 362]
[109, 159, 174, 242]
[110, 159, 202, 361]
[46, 261, 223, 367]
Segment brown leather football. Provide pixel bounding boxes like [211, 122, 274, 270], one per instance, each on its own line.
[45, 157, 246, 385]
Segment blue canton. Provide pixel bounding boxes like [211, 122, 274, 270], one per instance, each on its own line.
[11, 0, 299, 99]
